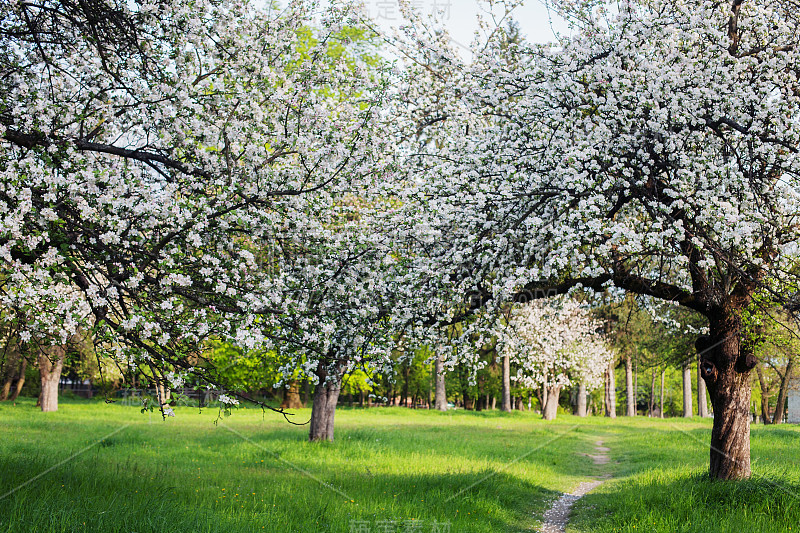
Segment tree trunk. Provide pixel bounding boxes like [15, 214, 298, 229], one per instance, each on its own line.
[698, 355, 709, 418]
[605, 360, 616, 418]
[660, 368, 665, 419]
[38, 345, 66, 412]
[501, 355, 511, 412]
[402, 363, 411, 408]
[1, 343, 24, 401]
[625, 355, 635, 416]
[543, 385, 561, 420]
[155, 382, 171, 410]
[649, 370, 657, 417]
[281, 380, 303, 409]
[756, 365, 772, 424]
[491, 396, 496, 410]
[10, 358, 27, 401]
[576, 382, 587, 417]
[699, 310, 754, 480]
[515, 396, 525, 411]
[0, 375, 11, 401]
[682, 362, 693, 418]
[309, 363, 345, 442]
[772, 358, 794, 425]
[434, 355, 447, 411]
[634, 356, 638, 413]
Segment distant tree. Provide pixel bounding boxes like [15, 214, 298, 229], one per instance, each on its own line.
[501, 296, 614, 420]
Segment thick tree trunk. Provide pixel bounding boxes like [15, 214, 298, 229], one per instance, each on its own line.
[543, 385, 561, 420]
[434, 355, 447, 411]
[682, 362, 693, 418]
[38, 345, 66, 412]
[699, 309, 755, 480]
[660, 368, 665, 419]
[756, 365, 771, 424]
[576, 382, 587, 417]
[309, 364, 345, 442]
[772, 358, 793, 425]
[501, 355, 511, 412]
[625, 355, 635, 416]
[281, 380, 303, 409]
[698, 355, 709, 418]
[605, 360, 616, 418]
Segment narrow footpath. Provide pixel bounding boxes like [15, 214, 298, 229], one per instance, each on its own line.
[539, 440, 611, 533]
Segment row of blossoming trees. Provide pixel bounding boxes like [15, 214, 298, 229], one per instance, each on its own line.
[2, 0, 800, 480]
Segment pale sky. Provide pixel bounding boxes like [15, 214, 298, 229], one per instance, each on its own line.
[360, 0, 570, 50]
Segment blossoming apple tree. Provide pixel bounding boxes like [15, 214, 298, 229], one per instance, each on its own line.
[500, 296, 614, 420]
[397, 0, 800, 479]
[0, 0, 400, 433]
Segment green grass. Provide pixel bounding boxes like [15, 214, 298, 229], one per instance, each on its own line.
[0, 398, 595, 533]
[569, 417, 800, 533]
[1, 399, 799, 532]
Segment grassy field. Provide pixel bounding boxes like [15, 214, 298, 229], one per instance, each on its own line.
[0, 398, 798, 533]
[570, 416, 800, 533]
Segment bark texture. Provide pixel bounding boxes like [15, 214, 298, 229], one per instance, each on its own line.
[698, 355, 710, 418]
[280, 380, 303, 409]
[0, 377, 10, 400]
[10, 358, 27, 401]
[625, 355, 635, 416]
[649, 370, 657, 417]
[576, 382, 587, 417]
[501, 354, 511, 412]
[682, 362, 693, 418]
[309, 363, 345, 442]
[772, 357, 794, 425]
[38, 345, 66, 412]
[605, 360, 616, 418]
[543, 385, 561, 420]
[1, 342, 25, 401]
[434, 355, 447, 411]
[697, 308, 756, 480]
[756, 365, 771, 424]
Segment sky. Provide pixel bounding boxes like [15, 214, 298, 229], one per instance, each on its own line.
[359, 0, 570, 51]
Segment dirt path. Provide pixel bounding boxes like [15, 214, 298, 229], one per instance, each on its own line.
[539, 440, 611, 533]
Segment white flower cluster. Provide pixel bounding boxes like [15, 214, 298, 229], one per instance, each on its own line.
[217, 394, 239, 406]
